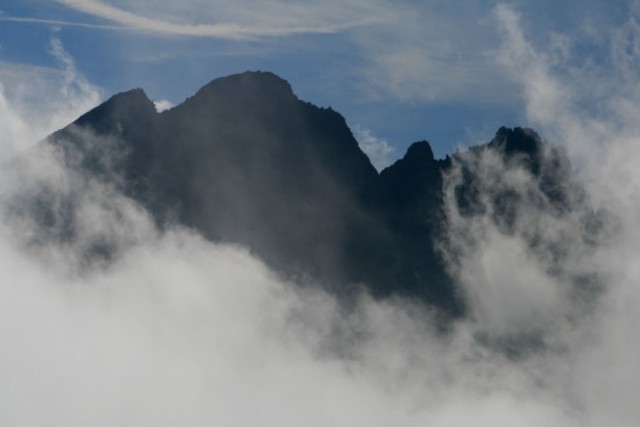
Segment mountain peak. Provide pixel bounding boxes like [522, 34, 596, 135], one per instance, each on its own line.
[404, 140, 435, 162]
[111, 87, 152, 103]
[73, 87, 156, 132]
[490, 126, 542, 157]
[192, 70, 297, 104]
[380, 140, 437, 180]
[96, 88, 155, 115]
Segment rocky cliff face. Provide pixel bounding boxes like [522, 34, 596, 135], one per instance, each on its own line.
[46, 71, 587, 317]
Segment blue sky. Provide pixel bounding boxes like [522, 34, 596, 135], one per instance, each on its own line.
[0, 0, 634, 168]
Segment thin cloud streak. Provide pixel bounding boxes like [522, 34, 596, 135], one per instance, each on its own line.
[54, 0, 374, 40]
[0, 14, 122, 30]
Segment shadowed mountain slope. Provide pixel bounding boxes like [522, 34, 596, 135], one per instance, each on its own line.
[46, 71, 588, 317]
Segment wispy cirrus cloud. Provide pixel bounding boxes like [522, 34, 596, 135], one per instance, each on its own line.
[0, 13, 121, 30]
[4, 0, 627, 109]
[351, 0, 629, 104]
[53, 0, 380, 40]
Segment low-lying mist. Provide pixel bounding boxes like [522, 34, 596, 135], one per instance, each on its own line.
[1, 6, 640, 427]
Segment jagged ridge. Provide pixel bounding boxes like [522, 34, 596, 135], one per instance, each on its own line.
[46, 71, 584, 317]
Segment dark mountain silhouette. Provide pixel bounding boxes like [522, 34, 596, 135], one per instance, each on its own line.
[44, 71, 589, 318]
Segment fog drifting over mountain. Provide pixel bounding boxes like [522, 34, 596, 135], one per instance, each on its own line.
[1, 6, 639, 426]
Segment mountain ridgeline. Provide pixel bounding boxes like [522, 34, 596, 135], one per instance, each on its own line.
[46, 71, 588, 317]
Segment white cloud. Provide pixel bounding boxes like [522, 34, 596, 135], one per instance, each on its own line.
[54, 0, 381, 39]
[347, 0, 519, 104]
[352, 124, 396, 171]
[494, 1, 640, 200]
[153, 99, 174, 112]
[437, 3, 640, 424]
[0, 35, 102, 146]
[350, 0, 629, 104]
[0, 121, 585, 425]
[0, 14, 121, 30]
